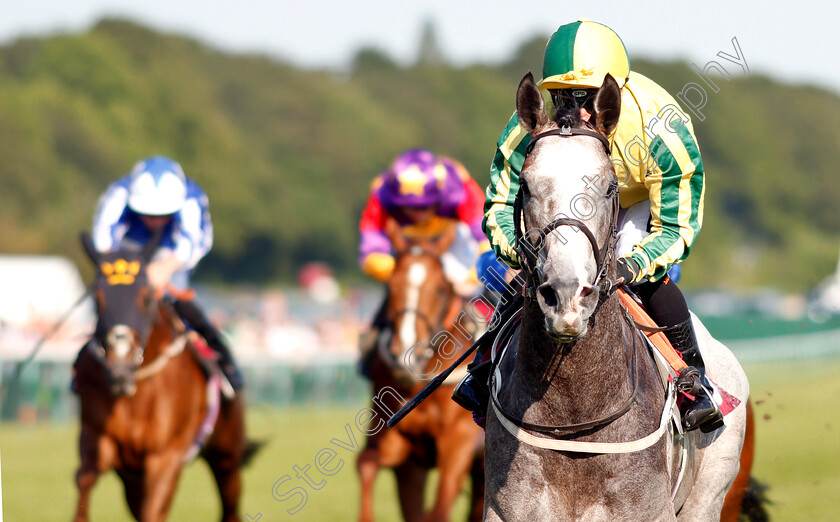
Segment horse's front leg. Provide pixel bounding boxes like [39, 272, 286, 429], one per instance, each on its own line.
[204, 446, 243, 522]
[357, 445, 380, 522]
[357, 430, 412, 522]
[74, 426, 117, 522]
[395, 461, 429, 522]
[425, 421, 480, 521]
[141, 449, 186, 522]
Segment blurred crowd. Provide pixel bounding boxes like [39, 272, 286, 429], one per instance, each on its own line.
[0, 274, 380, 366]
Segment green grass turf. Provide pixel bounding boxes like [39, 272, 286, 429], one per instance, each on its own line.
[1, 357, 839, 521]
[0, 405, 474, 521]
[744, 357, 840, 520]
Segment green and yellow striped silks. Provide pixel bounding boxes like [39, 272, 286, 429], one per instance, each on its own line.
[482, 71, 704, 283]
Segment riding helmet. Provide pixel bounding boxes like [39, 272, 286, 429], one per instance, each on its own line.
[380, 149, 447, 208]
[539, 19, 631, 90]
[127, 156, 188, 216]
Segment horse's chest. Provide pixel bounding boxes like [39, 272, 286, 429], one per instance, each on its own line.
[489, 439, 674, 520]
[105, 396, 198, 449]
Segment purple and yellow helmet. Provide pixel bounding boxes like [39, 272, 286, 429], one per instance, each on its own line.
[380, 149, 448, 208]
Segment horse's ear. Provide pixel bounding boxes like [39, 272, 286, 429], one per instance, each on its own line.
[384, 217, 408, 254]
[80, 233, 100, 265]
[594, 73, 621, 138]
[516, 72, 548, 133]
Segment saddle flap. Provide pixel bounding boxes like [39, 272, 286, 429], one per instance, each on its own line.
[618, 289, 742, 418]
[189, 332, 217, 361]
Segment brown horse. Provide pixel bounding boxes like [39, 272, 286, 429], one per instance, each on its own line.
[721, 400, 769, 521]
[357, 222, 485, 522]
[73, 234, 249, 522]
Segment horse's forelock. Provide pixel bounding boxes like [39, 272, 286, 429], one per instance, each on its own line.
[553, 106, 584, 129]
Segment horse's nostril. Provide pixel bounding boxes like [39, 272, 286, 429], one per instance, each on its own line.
[579, 285, 595, 298]
[539, 284, 559, 308]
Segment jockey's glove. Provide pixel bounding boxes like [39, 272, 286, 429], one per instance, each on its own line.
[617, 256, 640, 285]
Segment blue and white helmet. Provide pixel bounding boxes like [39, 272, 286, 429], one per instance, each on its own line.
[127, 156, 188, 216]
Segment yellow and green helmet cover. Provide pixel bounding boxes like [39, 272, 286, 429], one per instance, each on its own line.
[539, 20, 631, 90]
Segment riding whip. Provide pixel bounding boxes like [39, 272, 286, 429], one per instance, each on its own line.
[387, 294, 523, 428]
[12, 285, 93, 371]
[0, 285, 92, 420]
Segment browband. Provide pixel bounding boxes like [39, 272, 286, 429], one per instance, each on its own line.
[525, 125, 611, 155]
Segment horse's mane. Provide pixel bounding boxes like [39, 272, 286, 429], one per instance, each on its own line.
[553, 105, 602, 133]
[553, 106, 582, 128]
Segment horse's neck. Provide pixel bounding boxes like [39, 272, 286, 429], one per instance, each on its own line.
[512, 296, 633, 417]
[143, 306, 179, 360]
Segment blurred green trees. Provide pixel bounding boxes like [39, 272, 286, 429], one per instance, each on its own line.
[1, 19, 838, 291]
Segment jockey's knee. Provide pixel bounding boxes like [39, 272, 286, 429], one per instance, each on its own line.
[631, 277, 690, 328]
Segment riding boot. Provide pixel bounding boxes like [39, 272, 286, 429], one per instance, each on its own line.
[357, 294, 389, 380]
[665, 319, 724, 433]
[172, 298, 244, 393]
[452, 350, 492, 414]
[452, 291, 524, 417]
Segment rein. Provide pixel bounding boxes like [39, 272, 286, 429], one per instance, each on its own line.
[490, 321, 640, 436]
[489, 306, 676, 453]
[134, 332, 190, 380]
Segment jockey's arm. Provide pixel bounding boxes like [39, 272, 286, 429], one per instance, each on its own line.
[361, 253, 395, 283]
[147, 254, 184, 291]
[177, 186, 213, 271]
[152, 188, 212, 291]
[482, 112, 531, 270]
[358, 187, 394, 283]
[92, 179, 131, 252]
[621, 119, 705, 283]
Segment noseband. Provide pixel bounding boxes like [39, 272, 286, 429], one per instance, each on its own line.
[514, 126, 621, 301]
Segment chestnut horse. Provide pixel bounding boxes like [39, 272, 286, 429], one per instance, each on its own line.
[357, 222, 484, 522]
[721, 400, 769, 521]
[73, 234, 248, 522]
[483, 72, 751, 521]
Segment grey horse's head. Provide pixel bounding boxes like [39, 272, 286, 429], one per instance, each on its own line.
[515, 71, 622, 340]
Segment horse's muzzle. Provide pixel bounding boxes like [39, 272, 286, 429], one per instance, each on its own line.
[543, 315, 587, 342]
[109, 364, 138, 397]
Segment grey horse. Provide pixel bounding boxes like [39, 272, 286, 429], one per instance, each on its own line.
[483, 72, 749, 521]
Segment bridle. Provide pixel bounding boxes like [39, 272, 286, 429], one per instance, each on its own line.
[87, 295, 188, 385]
[382, 244, 457, 372]
[494, 124, 639, 438]
[514, 125, 621, 302]
[86, 287, 159, 367]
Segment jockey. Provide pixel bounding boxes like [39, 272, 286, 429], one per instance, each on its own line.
[454, 20, 723, 433]
[357, 149, 490, 378]
[87, 155, 244, 393]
